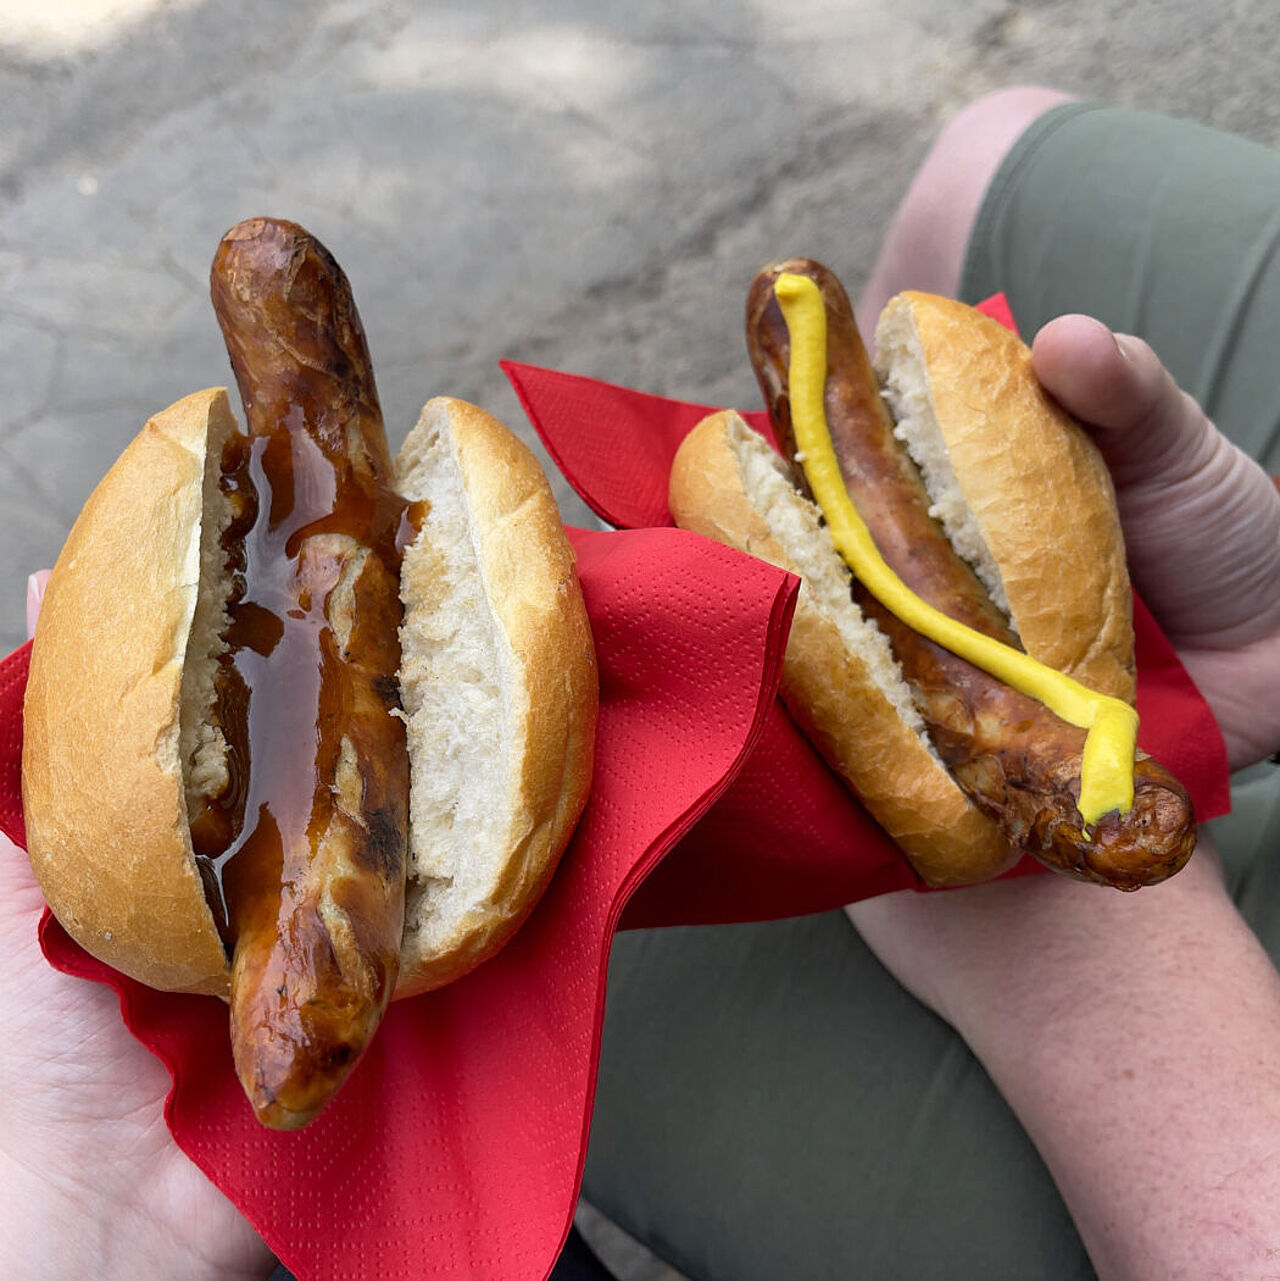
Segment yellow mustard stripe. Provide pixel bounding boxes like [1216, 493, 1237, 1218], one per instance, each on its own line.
[774, 272, 1137, 825]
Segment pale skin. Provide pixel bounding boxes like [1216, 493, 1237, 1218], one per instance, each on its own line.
[0, 851, 275, 1280]
[5, 91, 1280, 1281]
[851, 88, 1280, 1281]
[0, 577, 274, 1278]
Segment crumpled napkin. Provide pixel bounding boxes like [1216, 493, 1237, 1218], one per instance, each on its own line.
[1, 528, 801, 1281]
[502, 293, 1230, 927]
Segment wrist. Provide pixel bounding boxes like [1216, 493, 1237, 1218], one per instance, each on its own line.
[932, 846, 1233, 1046]
[847, 844, 1233, 1045]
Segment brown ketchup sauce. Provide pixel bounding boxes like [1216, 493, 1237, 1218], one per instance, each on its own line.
[189, 417, 424, 950]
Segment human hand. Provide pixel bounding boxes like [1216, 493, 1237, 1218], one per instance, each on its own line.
[852, 317, 1278, 1012]
[1, 576, 273, 1281]
[847, 319, 1280, 1277]
[1032, 316, 1280, 769]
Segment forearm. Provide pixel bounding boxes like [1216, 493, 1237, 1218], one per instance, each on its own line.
[848, 844, 1280, 1279]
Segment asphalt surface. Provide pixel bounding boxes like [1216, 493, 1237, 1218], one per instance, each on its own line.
[4, 1, 1279, 1275]
[5, 0, 1280, 660]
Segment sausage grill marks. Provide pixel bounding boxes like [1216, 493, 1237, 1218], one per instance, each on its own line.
[747, 259, 1197, 890]
[202, 217, 420, 1128]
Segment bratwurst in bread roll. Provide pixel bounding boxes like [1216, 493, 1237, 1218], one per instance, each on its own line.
[669, 257, 1194, 890]
[21, 219, 598, 1128]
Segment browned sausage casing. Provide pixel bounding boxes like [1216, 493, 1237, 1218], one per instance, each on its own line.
[205, 218, 411, 1127]
[747, 258, 1196, 890]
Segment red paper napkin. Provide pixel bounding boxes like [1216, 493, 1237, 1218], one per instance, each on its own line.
[0, 528, 800, 1281]
[502, 292, 1231, 923]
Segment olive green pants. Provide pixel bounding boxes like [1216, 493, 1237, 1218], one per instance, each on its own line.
[583, 104, 1280, 1281]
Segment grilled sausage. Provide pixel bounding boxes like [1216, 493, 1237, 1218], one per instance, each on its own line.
[744, 259, 1196, 889]
[206, 217, 411, 1127]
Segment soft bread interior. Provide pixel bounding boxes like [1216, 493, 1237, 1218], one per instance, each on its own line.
[669, 410, 1014, 886]
[874, 292, 1134, 702]
[392, 397, 597, 995]
[874, 298, 1013, 620]
[179, 411, 236, 821]
[394, 403, 517, 972]
[719, 412, 931, 745]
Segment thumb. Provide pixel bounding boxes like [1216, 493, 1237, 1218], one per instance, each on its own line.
[1030, 315, 1280, 649]
[1031, 315, 1214, 485]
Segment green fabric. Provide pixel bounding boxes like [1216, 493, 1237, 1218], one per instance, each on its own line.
[583, 103, 1280, 1280]
[587, 915, 1091, 1280]
[961, 101, 1280, 471]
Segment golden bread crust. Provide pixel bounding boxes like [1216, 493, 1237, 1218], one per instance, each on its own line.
[670, 411, 1015, 886]
[23, 389, 233, 995]
[888, 292, 1134, 701]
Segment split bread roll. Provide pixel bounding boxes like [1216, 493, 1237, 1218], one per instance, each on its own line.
[23, 388, 598, 999]
[670, 291, 1134, 887]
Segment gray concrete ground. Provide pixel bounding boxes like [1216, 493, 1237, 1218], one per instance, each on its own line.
[5, 0, 1280, 662]
[3, 0, 1279, 1276]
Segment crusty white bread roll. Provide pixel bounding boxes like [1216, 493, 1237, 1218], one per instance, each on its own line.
[669, 290, 1134, 887]
[393, 397, 597, 995]
[875, 293, 1133, 702]
[22, 388, 597, 998]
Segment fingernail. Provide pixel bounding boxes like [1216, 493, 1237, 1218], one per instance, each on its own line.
[1113, 333, 1141, 363]
[26, 570, 50, 640]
